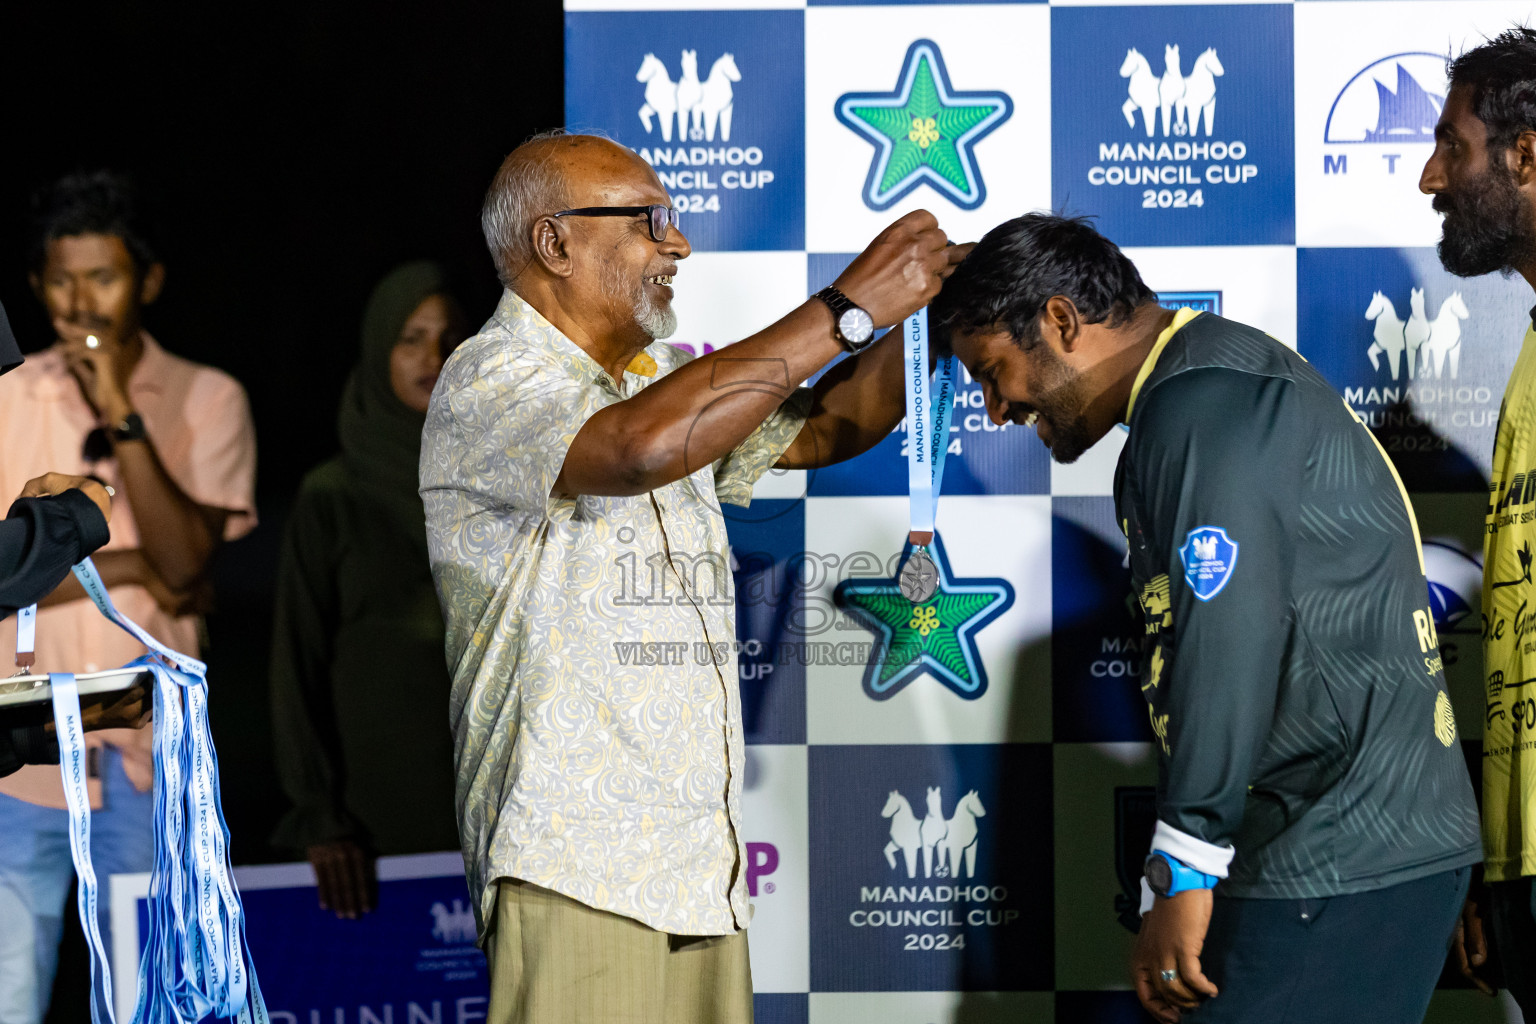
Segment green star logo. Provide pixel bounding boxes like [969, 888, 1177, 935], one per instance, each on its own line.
[834, 534, 1015, 700]
[835, 39, 1013, 211]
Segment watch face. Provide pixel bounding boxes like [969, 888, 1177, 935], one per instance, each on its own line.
[1144, 854, 1172, 896]
[839, 307, 875, 345]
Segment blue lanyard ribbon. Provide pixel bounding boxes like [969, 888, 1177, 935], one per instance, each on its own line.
[903, 308, 958, 545]
[50, 670, 117, 1024]
[25, 559, 269, 1024]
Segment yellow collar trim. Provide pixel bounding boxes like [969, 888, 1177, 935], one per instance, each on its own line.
[1126, 307, 1202, 422]
[625, 351, 658, 378]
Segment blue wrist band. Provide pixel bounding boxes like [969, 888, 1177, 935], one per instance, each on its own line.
[1148, 850, 1220, 897]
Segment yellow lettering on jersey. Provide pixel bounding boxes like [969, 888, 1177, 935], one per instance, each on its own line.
[1143, 646, 1165, 693]
[1149, 706, 1170, 754]
[1140, 574, 1173, 635]
[1413, 609, 1436, 654]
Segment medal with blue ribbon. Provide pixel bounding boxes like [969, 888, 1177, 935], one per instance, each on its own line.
[900, 307, 957, 603]
[18, 560, 269, 1024]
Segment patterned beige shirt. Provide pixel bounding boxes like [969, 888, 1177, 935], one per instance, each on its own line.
[421, 290, 809, 940]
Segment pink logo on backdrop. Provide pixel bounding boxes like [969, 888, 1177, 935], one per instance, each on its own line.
[746, 841, 779, 896]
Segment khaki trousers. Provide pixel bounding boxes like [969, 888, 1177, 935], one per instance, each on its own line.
[485, 879, 753, 1024]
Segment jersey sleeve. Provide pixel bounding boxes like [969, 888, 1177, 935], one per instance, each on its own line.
[1125, 368, 1306, 862]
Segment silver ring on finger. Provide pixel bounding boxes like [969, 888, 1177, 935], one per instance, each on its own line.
[1159, 968, 1178, 983]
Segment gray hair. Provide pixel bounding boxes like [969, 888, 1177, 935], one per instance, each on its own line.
[480, 130, 574, 286]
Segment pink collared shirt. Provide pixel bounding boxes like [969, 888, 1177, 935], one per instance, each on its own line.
[0, 332, 257, 808]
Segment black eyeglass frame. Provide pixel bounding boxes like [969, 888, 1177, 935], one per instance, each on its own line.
[552, 205, 681, 243]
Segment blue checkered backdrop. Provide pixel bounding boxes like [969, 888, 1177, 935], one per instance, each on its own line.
[564, 3, 1535, 1022]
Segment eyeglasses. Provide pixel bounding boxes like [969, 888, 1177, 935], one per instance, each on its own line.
[552, 205, 681, 243]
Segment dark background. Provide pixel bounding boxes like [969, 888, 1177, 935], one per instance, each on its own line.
[0, 4, 563, 1016]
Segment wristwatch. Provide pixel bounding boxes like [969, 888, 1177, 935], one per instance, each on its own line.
[1144, 851, 1219, 898]
[813, 285, 876, 353]
[111, 412, 147, 444]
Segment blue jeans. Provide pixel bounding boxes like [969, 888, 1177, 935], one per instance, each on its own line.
[0, 748, 155, 1024]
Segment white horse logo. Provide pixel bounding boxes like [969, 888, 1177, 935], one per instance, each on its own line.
[637, 53, 678, 142]
[882, 790, 922, 878]
[882, 786, 985, 879]
[1178, 48, 1224, 137]
[1365, 291, 1408, 380]
[1421, 293, 1470, 378]
[1404, 288, 1430, 380]
[1121, 48, 1160, 137]
[918, 786, 948, 878]
[1122, 44, 1223, 137]
[636, 50, 741, 143]
[941, 790, 986, 879]
[1159, 45, 1184, 137]
[695, 53, 740, 142]
[675, 50, 702, 142]
[1366, 289, 1472, 381]
[430, 899, 477, 944]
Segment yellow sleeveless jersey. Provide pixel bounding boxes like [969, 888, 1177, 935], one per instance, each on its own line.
[1484, 324, 1536, 881]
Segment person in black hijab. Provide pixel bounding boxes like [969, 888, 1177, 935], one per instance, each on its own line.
[269, 262, 467, 918]
[0, 298, 148, 776]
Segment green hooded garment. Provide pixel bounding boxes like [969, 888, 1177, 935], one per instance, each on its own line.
[269, 261, 459, 856]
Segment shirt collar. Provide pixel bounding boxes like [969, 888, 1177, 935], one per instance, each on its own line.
[1125, 306, 1202, 422]
[496, 289, 661, 396]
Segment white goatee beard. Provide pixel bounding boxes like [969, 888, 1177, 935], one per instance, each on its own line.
[602, 262, 678, 340]
[636, 294, 677, 340]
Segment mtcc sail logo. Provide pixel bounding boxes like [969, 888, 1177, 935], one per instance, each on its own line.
[1120, 45, 1224, 138]
[1322, 53, 1445, 177]
[835, 39, 1013, 211]
[637, 49, 739, 143]
[1364, 289, 1470, 381]
[881, 785, 986, 880]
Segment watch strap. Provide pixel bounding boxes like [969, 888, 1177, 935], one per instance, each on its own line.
[813, 285, 873, 352]
[1146, 850, 1219, 897]
[112, 412, 147, 443]
[813, 284, 854, 322]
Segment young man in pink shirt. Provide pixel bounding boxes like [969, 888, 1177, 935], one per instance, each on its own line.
[0, 171, 257, 1024]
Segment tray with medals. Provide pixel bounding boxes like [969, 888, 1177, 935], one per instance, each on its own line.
[0, 666, 152, 719]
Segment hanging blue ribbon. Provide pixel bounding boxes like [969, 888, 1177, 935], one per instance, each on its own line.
[903, 307, 958, 543]
[32, 558, 269, 1024]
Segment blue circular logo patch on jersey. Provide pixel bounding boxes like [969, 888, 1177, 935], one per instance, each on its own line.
[1179, 526, 1239, 601]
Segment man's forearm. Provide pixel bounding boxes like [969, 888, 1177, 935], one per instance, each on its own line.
[38, 549, 146, 608]
[777, 327, 909, 470]
[114, 439, 222, 589]
[556, 300, 842, 496]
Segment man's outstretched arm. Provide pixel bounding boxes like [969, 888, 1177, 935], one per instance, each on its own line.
[555, 212, 962, 497]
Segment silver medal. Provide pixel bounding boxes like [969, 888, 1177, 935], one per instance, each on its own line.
[899, 548, 939, 604]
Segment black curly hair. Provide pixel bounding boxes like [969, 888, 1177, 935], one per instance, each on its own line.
[1448, 27, 1536, 152]
[27, 170, 159, 275]
[931, 213, 1154, 354]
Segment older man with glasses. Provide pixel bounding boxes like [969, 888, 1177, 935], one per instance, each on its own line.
[420, 132, 964, 1024]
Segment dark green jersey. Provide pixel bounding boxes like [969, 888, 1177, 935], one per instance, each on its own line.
[1115, 311, 1481, 899]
